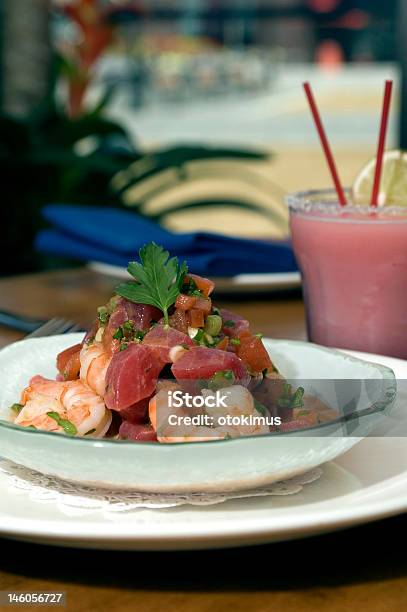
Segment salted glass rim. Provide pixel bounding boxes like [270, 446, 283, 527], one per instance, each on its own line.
[285, 188, 407, 220]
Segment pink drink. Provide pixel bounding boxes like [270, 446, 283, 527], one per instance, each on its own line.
[287, 190, 407, 359]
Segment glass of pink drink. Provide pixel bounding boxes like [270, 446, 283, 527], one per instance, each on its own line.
[287, 189, 407, 359]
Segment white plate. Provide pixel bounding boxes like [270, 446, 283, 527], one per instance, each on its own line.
[0, 345, 405, 550]
[0, 336, 395, 492]
[88, 262, 301, 294]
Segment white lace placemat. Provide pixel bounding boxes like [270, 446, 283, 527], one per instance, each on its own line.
[0, 459, 322, 513]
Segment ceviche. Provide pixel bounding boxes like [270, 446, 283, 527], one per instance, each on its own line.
[10, 244, 336, 442]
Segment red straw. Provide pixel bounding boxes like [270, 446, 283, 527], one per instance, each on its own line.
[371, 80, 393, 206]
[303, 82, 347, 206]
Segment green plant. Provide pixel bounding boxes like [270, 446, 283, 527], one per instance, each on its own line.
[0, 90, 139, 275]
[1, 3, 286, 276]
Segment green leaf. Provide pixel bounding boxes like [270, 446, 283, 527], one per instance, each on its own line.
[115, 243, 188, 325]
[146, 198, 280, 224]
[112, 145, 271, 194]
[46, 411, 78, 436]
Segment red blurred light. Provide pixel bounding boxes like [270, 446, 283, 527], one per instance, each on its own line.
[308, 0, 340, 13]
[316, 40, 344, 69]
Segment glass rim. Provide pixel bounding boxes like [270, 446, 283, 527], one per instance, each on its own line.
[285, 188, 407, 218]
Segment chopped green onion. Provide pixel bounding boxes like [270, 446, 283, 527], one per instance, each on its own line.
[209, 369, 235, 390]
[223, 320, 236, 328]
[46, 412, 77, 436]
[135, 329, 146, 341]
[204, 333, 215, 345]
[113, 327, 123, 341]
[122, 320, 134, 333]
[10, 403, 23, 415]
[193, 329, 205, 344]
[277, 384, 305, 409]
[230, 338, 241, 346]
[204, 314, 222, 336]
[254, 398, 267, 416]
[291, 387, 305, 408]
[97, 306, 109, 325]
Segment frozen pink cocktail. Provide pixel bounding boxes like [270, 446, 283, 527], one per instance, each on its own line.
[287, 189, 407, 359]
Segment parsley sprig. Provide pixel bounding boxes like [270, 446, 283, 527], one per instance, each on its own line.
[115, 243, 188, 326]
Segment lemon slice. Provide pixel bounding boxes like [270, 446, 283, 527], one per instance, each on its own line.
[352, 149, 407, 206]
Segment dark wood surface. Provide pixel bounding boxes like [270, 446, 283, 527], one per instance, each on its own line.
[0, 269, 406, 612]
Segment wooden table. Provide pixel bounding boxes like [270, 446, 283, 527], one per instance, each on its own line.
[0, 269, 406, 612]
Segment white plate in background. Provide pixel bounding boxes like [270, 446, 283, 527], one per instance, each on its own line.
[88, 261, 301, 294]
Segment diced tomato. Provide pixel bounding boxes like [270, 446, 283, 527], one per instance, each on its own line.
[216, 337, 229, 351]
[236, 334, 273, 374]
[187, 274, 215, 297]
[194, 297, 212, 314]
[56, 344, 82, 380]
[189, 308, 205, 328]
[175, 294, 197, 311]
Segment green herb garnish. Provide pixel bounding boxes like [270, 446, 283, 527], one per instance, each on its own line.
[209, 369, 235, 389]
[223, 320, 236, 328]
[122, 321, 134, 334]
[277, 384, 305, 409]
[113, 327, 123, 341]
[46, 412, 78, 436]
[115, 243, 187, 326]
[193, 329, 205, 344]
[10, 403, 23, 415]
[120, 343, 129, 351]
[134, 329, 146, 342]
[97, 306, 109, 325]
[230, 338, 241, 346]
[254, 398, 267, 416]
[184, 277, 203, 297]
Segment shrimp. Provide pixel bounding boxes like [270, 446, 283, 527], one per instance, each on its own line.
[80, 341, 111, 398]
[149, 385, 225, 443]
[203, 385, 270, 438]
[15, 375, 112, 437]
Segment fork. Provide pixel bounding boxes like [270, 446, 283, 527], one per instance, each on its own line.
[27, 318, 84, 339]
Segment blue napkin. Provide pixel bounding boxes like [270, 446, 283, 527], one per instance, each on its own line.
[35, 205, 297, 276]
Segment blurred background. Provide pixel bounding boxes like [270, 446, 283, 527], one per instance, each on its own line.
[0, 0, 403, 276]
